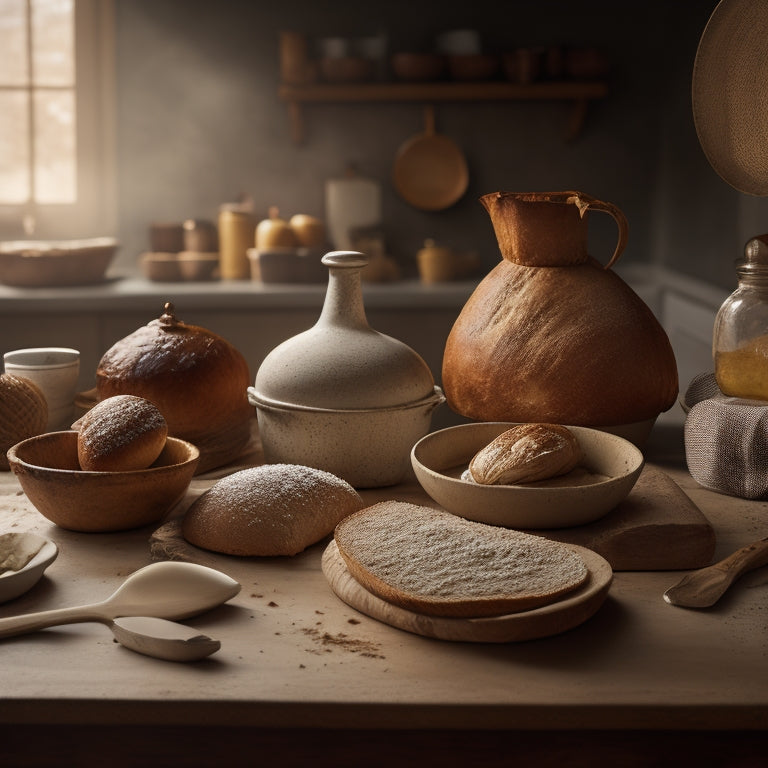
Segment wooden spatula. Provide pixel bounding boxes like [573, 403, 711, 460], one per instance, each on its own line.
[664, 536, 768, 608]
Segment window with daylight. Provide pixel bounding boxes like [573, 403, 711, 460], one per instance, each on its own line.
[0, 0, 115, 239]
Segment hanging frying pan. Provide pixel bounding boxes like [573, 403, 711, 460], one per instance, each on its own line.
[392, 106, 469, 211]
[692, 0, 768, 195]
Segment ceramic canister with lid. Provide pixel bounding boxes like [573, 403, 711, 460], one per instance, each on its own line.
[248, 251, 445, 487]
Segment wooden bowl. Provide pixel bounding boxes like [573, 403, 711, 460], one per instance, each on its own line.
[141, 252, 182, 282]
[7, 432, 199, 532]
[447, 54, 500, 81]
[411, 422, 644, 529]
[319, 56, 374, 83]
[391, 52, 446, 81]
[176, 251, 219, 281]
[0, 238, 117, 287]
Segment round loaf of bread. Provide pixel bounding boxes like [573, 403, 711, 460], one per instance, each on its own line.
[182, 463, 364, 556]
[0, 374, 48, 471]
[75, 395, 168, 471]
[95, 302, 253, 474]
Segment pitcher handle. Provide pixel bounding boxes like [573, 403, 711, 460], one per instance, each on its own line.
[567, 194, 629, 270]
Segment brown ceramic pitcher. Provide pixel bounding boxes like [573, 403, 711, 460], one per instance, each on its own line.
[441, 191, 678, 440]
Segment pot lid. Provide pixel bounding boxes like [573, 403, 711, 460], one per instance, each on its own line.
[253, 251, 436, 410]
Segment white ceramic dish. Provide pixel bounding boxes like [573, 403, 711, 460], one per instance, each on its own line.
[411, 422, 644, 529]
[0, 532, 58, 603]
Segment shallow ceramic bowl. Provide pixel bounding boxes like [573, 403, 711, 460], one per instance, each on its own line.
[7, 432, 199, 532]
[141, 251, 182, 282]
[0, 532, 58, 603]
[411, 422, 644, 529]
[249, 386, 445, 488]
[176, 251, 219, 281]
[0, 238, 117, 287]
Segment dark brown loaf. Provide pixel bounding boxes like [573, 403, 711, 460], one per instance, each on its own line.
[73, 395, 167, 471]
[95, 302, 252, 473]
[442, 257, 679, 427]
[334, 501, 589, 618]
[442, 191, 678, 428]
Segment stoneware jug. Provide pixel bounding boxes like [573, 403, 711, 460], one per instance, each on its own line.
[249, 251, 444, 487]
[441, 191, 678, 444]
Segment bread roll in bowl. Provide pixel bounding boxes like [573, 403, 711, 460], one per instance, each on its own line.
[73, 394, 167, 471]
[182, 463, 364, 556]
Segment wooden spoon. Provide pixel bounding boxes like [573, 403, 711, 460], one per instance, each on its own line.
[664, 536, 768, 608]
[392, 105, 469, 211]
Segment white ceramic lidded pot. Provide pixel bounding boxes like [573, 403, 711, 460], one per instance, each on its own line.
[248, 251, 445, 487]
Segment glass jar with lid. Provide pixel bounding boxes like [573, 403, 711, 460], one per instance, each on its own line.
[713, 234, 768, 400]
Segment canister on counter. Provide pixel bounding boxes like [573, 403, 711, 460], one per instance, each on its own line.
[218, 204, 255, 280]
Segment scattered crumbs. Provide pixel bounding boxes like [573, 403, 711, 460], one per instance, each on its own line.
[299, 663, 306, 669]
[347, 618, 361, 625]
[267, 601, 279, 607]
[315, 610, 324, 615]
[301, 627, 385, 659]
[274, 632, 281, 636]
[251, 593, 263, 599]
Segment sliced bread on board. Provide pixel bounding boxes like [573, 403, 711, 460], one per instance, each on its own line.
[334, 501, 589, 618]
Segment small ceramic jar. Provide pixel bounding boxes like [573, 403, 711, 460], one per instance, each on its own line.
[248, 251, 445, 487]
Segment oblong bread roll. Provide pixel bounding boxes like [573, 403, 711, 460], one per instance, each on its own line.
[182, 463, 364, 556]
[334, 502, 589, 618]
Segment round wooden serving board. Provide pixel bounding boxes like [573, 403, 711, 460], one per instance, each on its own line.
[321, 540, 613, 643]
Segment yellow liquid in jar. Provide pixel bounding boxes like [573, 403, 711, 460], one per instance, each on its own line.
[715, 334, 768, 400]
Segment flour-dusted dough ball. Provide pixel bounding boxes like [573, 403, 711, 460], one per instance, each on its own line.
[75, 395, 168, 471]
[182, 463, 364, 556]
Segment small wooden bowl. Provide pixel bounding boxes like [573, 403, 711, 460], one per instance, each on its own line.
[391, 52, 446, 81]
[141, 252, 182, 282]
[7, 432, 199, 532]
[177, 251, 219, 281]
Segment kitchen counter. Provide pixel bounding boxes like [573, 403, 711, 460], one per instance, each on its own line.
[1, 421, 766, 767]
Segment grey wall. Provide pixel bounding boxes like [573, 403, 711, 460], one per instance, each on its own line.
[113, 0, 767, 290]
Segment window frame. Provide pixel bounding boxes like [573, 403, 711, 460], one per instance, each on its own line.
[0, 0, 116, 240]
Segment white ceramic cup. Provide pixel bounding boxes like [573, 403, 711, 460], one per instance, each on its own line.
[3, 347, 80, 431]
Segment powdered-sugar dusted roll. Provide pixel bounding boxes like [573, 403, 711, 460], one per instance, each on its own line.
[74, 395, 168, 472]
[182, 463, 364, 556]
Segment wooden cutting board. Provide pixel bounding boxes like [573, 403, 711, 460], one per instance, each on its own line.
[321, 540, 613, 643]
[533, 463, 716, 571]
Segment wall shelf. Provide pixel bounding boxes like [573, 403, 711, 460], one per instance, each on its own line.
[278, 81, 608, 144]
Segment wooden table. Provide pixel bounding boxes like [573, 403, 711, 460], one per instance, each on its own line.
[1, 423, 767, 767]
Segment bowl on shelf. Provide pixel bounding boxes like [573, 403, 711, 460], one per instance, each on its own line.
[391, 52, 446, 81]
[247, 247, 327, 283]
[7, 431, 200, 532]
[0, 238, 118, 287]
[319, 56, 374, 83]
[176, 251, 219, 281]
[411, 421, 644, 529]
[141, 252, 182, 282]
[447, 54, 500, 81]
